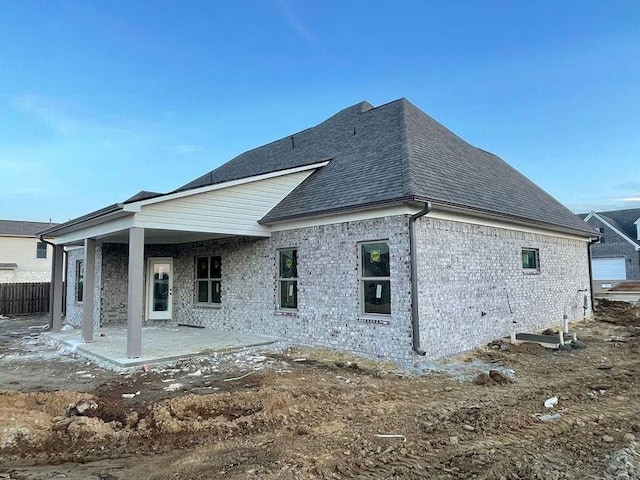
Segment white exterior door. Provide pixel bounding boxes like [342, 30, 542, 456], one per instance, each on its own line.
[592, 257, 626, 280]
[147, 258, 173, 320]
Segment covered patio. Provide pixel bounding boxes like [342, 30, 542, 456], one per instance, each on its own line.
[40, 163, 326, 359]
[47, 324, 278, 370]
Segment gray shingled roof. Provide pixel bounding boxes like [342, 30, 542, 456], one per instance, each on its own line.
[0, 219, 58, 236]
[125, 190, 163, 203]
[179, 98, 594, 236]
[582, 208, 640, 245]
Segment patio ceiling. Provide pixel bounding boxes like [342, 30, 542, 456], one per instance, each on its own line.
[74, 228, 232, 246]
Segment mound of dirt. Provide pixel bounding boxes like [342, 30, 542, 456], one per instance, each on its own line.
[596, 299, 640, 327]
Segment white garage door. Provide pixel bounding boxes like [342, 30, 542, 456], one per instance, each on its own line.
[592, 258, 626, 280]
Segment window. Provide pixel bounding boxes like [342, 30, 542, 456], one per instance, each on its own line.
[36, 241, 47, 259]
[278, 249, 297, 309]
[360, 242, 390, 315]
[595, 227, 604, 244]
[76, 260, 85, 303]
[522, 248, 540, 272]
[196, 256, 222, 305]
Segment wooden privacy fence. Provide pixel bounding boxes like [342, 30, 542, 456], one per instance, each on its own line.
[0, 282, 50, 315]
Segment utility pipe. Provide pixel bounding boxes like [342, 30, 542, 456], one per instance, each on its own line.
[409, 201, 432, 356]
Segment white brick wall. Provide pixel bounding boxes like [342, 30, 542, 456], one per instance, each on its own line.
[415, 216, 591, 360]
[67, 213, 591, 363]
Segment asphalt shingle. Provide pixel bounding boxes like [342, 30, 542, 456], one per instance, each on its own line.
[177, 98, 593, 236]
[0, 220, 58, 237]
[581, 208, 640, 245]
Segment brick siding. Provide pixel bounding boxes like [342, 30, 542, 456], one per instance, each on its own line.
[67, 214, 592, 363]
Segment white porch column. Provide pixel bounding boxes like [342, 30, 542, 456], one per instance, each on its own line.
[82, 238, 96, 343]
[127, 227, 145, 358]
[50, 245, 64, 332]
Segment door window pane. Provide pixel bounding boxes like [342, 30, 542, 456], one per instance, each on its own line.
[153, 264, 170, 312]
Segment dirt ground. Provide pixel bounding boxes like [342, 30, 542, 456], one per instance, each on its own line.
[1, 302, 640, 480]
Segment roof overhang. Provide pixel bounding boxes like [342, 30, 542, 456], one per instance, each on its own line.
[40, 160, 331, 246]
[423, 198, 599, 240]
[262, 195, 600, 240]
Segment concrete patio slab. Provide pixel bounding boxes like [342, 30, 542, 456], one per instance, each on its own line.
[44, 325, 279, 370]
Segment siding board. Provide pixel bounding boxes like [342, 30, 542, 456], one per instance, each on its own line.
[135, 171, 313, 235]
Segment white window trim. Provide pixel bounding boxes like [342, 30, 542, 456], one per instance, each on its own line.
[277, 248, 298, 311]
[522, 247, 540, 274]
[195, 255, 222, 306]
[359, 240, 391, 317]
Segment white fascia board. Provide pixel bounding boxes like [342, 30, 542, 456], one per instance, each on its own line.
[583, 211, 596, 222]
[270, 205, 419, 231]
[52, 215, 136, 245]
[589, 212, 640, 251]
[122, 160, 331, 212]
[132, 219, 271, 238]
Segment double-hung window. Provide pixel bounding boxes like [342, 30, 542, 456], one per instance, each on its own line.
[278, 249, 298, 310]
[361, 242, 391, 315]
[76, 260, 85, 303]
[196, 256, 222, 305]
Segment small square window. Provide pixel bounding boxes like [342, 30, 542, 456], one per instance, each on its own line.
[36, 242, 47, 259]
[522, 248, 540, 271]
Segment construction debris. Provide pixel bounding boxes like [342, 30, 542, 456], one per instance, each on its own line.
[544, 396, 559, 408]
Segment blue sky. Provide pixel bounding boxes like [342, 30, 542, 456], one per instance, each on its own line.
[1, 0, 639, 223]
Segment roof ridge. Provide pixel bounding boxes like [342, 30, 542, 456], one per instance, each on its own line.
[597, 207, 640, 214]
[175, 99, 379, 193]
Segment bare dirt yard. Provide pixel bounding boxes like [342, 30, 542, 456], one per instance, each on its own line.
[1, 301, 640, 479]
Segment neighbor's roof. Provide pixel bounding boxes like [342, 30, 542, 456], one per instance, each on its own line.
[0, 219, 58, 237]
[581, 208, 640, 246]
[178, 98, 595, 236]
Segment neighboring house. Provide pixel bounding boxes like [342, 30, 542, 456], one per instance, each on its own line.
[579, 208, 640, 292]
[40, 99, 597, 363]
[0, 220, 58, 283]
